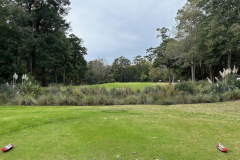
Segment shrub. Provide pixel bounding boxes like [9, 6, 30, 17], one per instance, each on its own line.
[65, 96, 77, 105]
[13, 94, 38, 105]
[209, 82, 226, 94]
[66, 87, 74, 95]
[105, 97, 114, 105]
[113, 99, 125, 105]
[196, 80, 212, 94]
[173, 92, 192, 104]
[80, 87, 90, 95]
[210, 94, 221, 102]
[196, 80, 211, 87]
[147, 92, 159, 102]
[95, 95, 110, 105]
[223, 74, 240, 90]
[99, 87, 109, 95]
[175, 81, 196, 94]
[110, 88, 125, 98]
[84, 96, 96, 106]
[46, 84, 63, 95]
[38, 94, 59, 105]
[138, 94, 147, 104]
[155, 85, 165, 93]
[143, 86, 155, 94]
[21, 75, 41, 96]
[136, 88, 141, 94]
[124, 87, 134, 95]
[80, 87, 97, 95]
[126, 95, 138, 104]
[145, 95, 154, 104]
[0, 84, 21, 99]
[0, 93, 7, 105]
[57, 95, 78, 106]
[221, 90, 240, 101]
[210, 74, 240, 94]
[190, 94, 212, 103]
[165, 85, 177, 96]
[4, 78, 240, 106]
[74, 92, 85, 99]
[159, 98, 174, 105]
[76, 98, 87, 106]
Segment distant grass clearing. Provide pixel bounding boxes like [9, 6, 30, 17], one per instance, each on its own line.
[85, 82, 169, 90]
[42, 82, 170, 91]
[0, 101, 240, 159]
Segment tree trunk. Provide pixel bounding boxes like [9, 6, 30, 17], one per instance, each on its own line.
[227, 51, 231, 69]
[209, 65, 214, 83]
[63, 64, 66, 84]
[41, 67, 46, 86]
[68, 76, 71, 84]
[121, 71, 123, 82]
[54, 67, 58, 83]
[238, 8, 240, 18]
[194, 63, 196, 80]
[31, 52, 36, 76]
[172, 73, 174, 83]
[191, 53, 195, 82]
[137, 66, 139, 81]
[168, 66, 171, 84]
[191, 64, 194, 82]
[30, 61, 33, 75]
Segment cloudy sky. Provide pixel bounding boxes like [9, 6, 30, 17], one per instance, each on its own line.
[67, 0, 187, 63]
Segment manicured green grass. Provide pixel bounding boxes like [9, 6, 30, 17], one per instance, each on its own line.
[0, 101, 240, 159]
[84, 82, 169, 90]
[43, 82, 170, 91]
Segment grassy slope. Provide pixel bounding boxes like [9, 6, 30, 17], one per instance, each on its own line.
[0, 101, 239, 160]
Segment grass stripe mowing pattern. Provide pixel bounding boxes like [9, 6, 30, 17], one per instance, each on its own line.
[0, 101, 240, 159]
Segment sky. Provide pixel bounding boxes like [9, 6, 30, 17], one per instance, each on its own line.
[67, 0, 187, 64]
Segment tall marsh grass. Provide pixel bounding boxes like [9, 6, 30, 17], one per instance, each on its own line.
[2, 79, 240, 106]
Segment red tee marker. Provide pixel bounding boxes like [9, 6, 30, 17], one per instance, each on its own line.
[2, 144, 14, 152]
[217, 142, 227, 152]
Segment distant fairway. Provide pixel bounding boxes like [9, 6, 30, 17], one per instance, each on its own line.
[0, 101, 240, 159]
[82, 82, 169, 90]
[43, 82, 170, 91]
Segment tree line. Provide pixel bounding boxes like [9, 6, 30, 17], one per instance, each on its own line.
[85, 56, 171, 84]
[87, 0, 240, 84]
[147, 0, 240, 83]
[1, 0, 239, 86]
[0, 0, 87, 86]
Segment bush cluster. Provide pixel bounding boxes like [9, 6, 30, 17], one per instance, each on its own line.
[1, 75, 240, 106]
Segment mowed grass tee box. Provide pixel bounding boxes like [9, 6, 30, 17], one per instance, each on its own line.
[0, 101, 239, 159]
